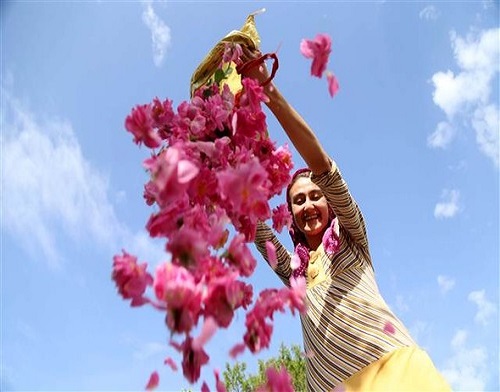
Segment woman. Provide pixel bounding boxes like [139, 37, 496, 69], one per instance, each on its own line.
[240, 51, 450, 391]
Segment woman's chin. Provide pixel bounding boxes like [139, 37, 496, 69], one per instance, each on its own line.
[303, 224, 324, 237]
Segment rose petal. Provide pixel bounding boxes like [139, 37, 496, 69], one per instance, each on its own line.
[326, 72, 340, 98]
[145, 371, 159, 391]
[192, 317, 218, 350]
[229, 342, 246, 358]
[383, 321, 396, 335]
[265, 241, 277, 269]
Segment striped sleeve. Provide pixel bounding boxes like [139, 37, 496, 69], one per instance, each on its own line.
[254, 221, 292, 287]
[311, 161, 369, 249]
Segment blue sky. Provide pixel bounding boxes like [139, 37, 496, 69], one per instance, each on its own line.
[1, 1, 499, 391]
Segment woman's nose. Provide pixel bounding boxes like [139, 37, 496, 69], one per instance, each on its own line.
[303, 199, 316, 211]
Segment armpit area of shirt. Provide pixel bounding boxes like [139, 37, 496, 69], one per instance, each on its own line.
[309, 159, 338, 182]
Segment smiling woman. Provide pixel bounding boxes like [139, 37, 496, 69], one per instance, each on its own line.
[243, 43, 452, 392]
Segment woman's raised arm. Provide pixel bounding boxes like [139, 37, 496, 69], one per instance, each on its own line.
[239, 49, 331, 175]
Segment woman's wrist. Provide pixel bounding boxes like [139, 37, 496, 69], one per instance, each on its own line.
[263, 82, 285, 111]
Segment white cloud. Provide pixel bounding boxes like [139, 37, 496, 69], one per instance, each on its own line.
[441, 329, 489, 391]
[437, 275, 456, 294]
[472, 104, 499, 167]
[1, 89, 164, 269]
[482, 0, 494, 9]
[468, 290, 497, 327]
[430, 27, 500, 166]
[395, 294, 409, 312]
[2, 93, 123, 267]
[427, 121, 456, 148]
[133, 341, 166, 361]
[120, 333, 166, 361]
[142, 0, 171, 67]
[434, 189, 461, 219]
[419, 5, 440, 21]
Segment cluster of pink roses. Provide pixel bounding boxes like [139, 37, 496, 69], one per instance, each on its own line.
[113, 32, 338, 390]
[113, 51, 305, 390]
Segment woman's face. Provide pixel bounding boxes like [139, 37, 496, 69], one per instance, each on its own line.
[289, 176, 329, 240]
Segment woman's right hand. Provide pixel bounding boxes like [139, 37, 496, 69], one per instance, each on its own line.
[238, 46, 272, 86]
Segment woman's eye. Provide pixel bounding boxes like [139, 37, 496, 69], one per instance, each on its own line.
[311, 192, 322, 200]
[294, 197, 305, 205]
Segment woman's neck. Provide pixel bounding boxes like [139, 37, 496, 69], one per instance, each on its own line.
[306, 233, 323, 251]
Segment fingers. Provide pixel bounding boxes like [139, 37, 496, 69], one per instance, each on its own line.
[241, 45, 262, 62]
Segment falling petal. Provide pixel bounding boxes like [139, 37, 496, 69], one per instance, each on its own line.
[229, 342, 246, 358]
[290, 253, 301, 270]
[192, 317, 218, 350]
[215, 369, 227, 392]
[145, 371, 159, 391]
[383, 321, 396, 335]
[332, 383, 346, 392]
[164, 357, 178, 371]
[326, 71, 340, 98]
[300, 33, 332, 77]
[265, 241, 277, 269]
[169, 339, 183, 352]
[201, 382, 210, 392]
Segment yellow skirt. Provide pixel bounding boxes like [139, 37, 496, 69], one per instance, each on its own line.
[341, 346, 451, 392]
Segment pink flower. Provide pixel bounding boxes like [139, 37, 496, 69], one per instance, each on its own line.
[153, 263, 202, 333]
[151, 97, 175, 138]
[205, 92, 232, 133]
[222, 42, 243, 65]
[265, 241, 277, 269]
[239, 77, 269, 112]
[145, 371, 159, 391]
[176, 100, 207, 139]
[204, 277, 252, 328]
[146, 198, 190, 239]
[112, 250, 153, 306]
[322, 219, 340, 256]
[167, 226, 209, 268]
[243, 291, 280, 353]
[271, 204, 292, 233]
[125, 104, 162, 148]
[217, 157, 271, 224]
[266, 145, 294, 197]
[143, 146, 199, 207]
[244, 314, 273, 354]
[226, 234, 257, 277]
[180, 337, 209, 383]
[118, 54, 298, 387]
[231, 108, 268, 141]
[300, 33, 332, 77]
[326, 71, 340, 98]
[256, 366, 294, 392]
[192, 317, 218, 350]
[204, 285, 235, 328]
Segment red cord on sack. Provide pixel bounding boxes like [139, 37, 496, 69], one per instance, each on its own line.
[236, 52, 279, 87]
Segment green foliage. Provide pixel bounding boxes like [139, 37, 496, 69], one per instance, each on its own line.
[223, 344, 306, 392]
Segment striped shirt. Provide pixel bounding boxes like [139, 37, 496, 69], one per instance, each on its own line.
[255, 161, 415, 391]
